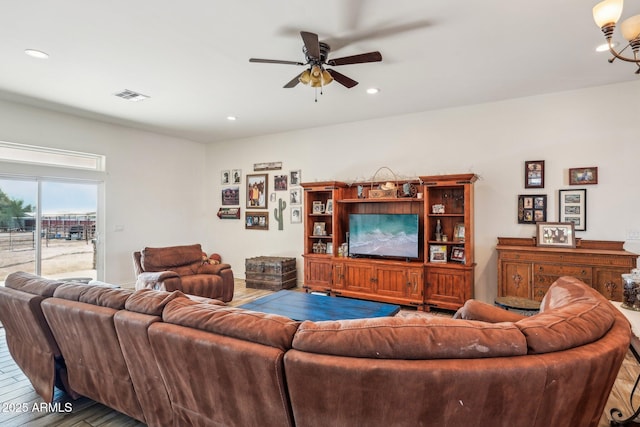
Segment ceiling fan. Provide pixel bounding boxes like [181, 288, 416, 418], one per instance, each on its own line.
[249, 31, 382, 92]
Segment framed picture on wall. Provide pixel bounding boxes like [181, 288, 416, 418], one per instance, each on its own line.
[246, 174, 268, 209]
[524, 160, 545, 188]
[221, 186, 239, 206]
[569, 167, 598, 185]
[221, 170, 230, 185]
[518, 194, 547, 224]
[245, 211, 268, 230]
[559, 189, 587, 231]
[290, 188, 302, 205]
[290, 170, 301, 186]
[274, 174, 288, 191]
[232, 169, 242, 184]
[291, 206, 302, 223]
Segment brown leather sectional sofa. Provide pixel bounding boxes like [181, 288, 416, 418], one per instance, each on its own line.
[0, 272, 631, 427]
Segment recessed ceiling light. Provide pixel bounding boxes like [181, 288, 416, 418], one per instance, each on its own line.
[227, 116, 237, 121]
[596, 42, 618, 52]
[366, 88, 380, 95]
[25, 49, 49, 59]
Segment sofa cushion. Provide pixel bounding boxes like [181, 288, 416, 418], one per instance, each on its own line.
[5, 271, 66, 297]
[162, 298, 300, 351]
[125, 289, 188, 316]
[516, 276, 617, 354]
[454, 299, 527, 323]
[292, 316, 528, 359]
[52, 283, 132, 310]
[124, 289, 225, 316]
[540, 275, 608, 311]
[140, 244, 203, 272]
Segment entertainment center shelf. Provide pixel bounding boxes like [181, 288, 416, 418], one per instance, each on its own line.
[301, 174, 477, 311]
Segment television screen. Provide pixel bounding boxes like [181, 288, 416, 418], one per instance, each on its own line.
[348, 213, 419, 259]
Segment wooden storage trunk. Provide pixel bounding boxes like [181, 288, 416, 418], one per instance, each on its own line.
[245, 256, 297, 290]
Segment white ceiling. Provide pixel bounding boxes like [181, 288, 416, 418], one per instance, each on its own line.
[1, 0, 638, 144]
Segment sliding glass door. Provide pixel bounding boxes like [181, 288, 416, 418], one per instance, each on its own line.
[0, 177, 98, 284]
[40, 181, 97, 280]
[0, 178, 37, 280]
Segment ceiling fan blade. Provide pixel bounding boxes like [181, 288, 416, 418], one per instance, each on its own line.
[284, 72, 304, 88]
[250, 58, 305, 66]
[327, 51, 382, 66]
[300, 31, 320, 59]
[326, 69, 358, 88]
[324, 20, 431, 51]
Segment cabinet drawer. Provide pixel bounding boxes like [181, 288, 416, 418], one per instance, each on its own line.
[533, 263, 592, 279]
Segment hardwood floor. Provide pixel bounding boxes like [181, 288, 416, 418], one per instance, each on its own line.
[1, 280, 639, 426]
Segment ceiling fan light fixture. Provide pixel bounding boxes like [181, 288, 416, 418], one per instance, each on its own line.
[321, 69, 333, 85]
[299, 69, 311, 85]
[251, 30, 382, 95]
[299, 65, 333, 87]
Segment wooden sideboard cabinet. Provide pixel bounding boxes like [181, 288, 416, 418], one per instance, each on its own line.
[497, 237, 638, 302]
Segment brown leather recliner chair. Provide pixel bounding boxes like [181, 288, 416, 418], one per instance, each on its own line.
[133, 243, 234, 302]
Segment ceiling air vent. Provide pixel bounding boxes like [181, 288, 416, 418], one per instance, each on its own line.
[114, 89, 149, 102]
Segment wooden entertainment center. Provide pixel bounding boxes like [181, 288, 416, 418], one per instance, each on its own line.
[301, 173, 477, 311]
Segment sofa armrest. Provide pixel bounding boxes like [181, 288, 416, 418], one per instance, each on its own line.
[196, 263, 232, 275]
[135, 271, 180, 291]
[453, 299, 526, 323]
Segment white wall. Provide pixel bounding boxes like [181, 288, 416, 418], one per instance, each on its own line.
[1, 80, 638, 301]
[0, 99, 209, 286]
[206, 80, 640, 303]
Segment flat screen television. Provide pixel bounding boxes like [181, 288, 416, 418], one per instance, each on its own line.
[348, 213, 419, 259]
